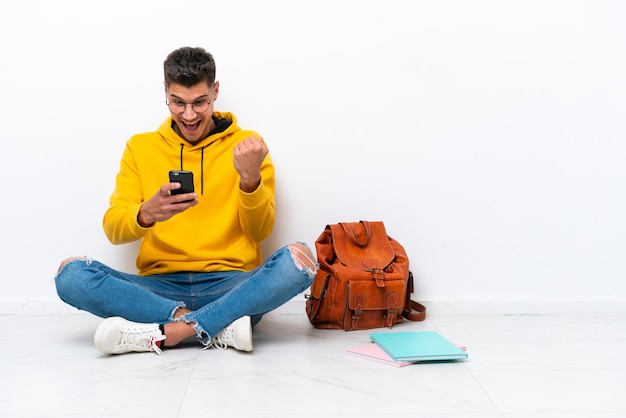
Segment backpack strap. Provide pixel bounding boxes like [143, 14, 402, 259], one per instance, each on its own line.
[402, 271, 427, 321]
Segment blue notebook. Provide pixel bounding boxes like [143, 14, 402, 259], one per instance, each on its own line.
[370, 331, 468, 362]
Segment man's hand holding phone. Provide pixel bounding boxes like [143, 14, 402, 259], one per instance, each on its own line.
[137, 171, 198, 227]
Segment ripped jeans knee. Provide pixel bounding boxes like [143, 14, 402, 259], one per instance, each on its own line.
[56, 256, 91, 274]
[287, 242, 318, 278]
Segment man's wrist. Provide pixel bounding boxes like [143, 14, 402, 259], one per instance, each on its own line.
[240, 178, 261, 193]
[137, 210, 155, 228]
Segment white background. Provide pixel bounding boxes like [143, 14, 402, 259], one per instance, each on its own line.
[1, 0, 624, 308]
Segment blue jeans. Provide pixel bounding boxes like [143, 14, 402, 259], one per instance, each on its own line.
[55, 244, 316, 344]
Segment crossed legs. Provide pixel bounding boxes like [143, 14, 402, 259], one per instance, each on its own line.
[59, 243, 317, 347]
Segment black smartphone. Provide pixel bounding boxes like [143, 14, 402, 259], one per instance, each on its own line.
[169, 170, 194, 196]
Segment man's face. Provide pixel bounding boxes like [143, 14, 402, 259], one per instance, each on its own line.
[165, 81, 219, 144]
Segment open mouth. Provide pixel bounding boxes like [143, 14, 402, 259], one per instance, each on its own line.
[181, 121, 201, 132]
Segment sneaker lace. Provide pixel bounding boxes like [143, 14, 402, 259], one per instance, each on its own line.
[210, 326, 234, 350]
[120, 326, 166, 355]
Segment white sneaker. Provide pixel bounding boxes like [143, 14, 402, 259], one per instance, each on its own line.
[94, 317, 166, 355]
[211, 316, 253, 352]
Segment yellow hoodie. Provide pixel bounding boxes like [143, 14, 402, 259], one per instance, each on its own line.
[103, 112, 275, 275]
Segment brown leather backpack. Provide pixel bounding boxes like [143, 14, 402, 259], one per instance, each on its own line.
[305, 221, 426, 330]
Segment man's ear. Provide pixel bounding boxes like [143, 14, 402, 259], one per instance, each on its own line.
[213, 81, 220, 100]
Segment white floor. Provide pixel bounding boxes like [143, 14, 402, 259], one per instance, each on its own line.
[1, 300, 625, 418]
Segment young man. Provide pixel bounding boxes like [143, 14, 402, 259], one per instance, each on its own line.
[55, 47, 317, 355]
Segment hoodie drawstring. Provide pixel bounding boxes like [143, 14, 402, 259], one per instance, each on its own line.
[179, 143, 184, 171]
[200, 146, 205, 195]
[178, 143, 205, 195]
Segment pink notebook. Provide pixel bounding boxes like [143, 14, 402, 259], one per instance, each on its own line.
[347, 343, 414, 367]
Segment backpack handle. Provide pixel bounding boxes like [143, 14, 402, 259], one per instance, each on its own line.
[340, 221, 372, 247]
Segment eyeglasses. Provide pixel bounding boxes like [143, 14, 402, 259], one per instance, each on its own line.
[166, 91, 215, 114]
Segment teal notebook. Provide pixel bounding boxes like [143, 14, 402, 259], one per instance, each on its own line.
[370, 331, 468, 362]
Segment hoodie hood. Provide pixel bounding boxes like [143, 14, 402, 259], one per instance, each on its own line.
[158, 111, 238, 151]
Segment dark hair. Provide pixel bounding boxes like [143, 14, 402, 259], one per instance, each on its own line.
[163, 47, 216, 88]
